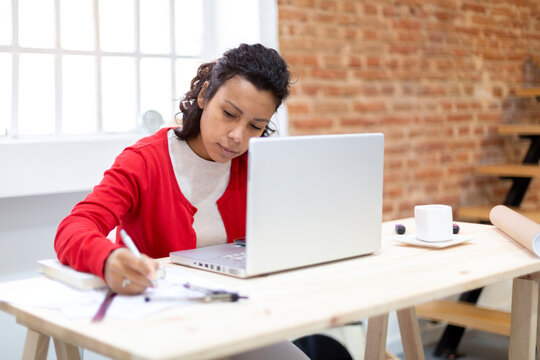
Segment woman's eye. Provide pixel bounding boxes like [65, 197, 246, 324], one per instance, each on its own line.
[224, 110, 235, 118]
[250, 124, 263, 131]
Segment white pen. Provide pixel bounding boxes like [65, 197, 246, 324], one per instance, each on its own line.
[119, 229, 159, 287]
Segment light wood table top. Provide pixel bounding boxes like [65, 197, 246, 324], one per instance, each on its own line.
[2, 219, 540, 360]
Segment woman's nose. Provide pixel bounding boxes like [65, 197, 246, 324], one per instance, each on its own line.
[229, 125, 244, 143]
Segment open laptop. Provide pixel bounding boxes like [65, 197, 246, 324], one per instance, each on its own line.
[170, 133, 384, 278]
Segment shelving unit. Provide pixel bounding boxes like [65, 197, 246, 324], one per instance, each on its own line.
[457, 98, 540, 223]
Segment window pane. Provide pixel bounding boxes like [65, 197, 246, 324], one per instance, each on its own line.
[175, 0, 203, 56]
[175, 58, 200, 99]
[0, 0, 12, 45]
[62, 55, 96, 134]
[19, 0, 55, 48]
[140, 57, 172, 122]
[215, 0, 260, 53]
[101, 57, 136, 132]
[0, 53, 11, 136]
[140, 0, 170, 54]
[19, 53, 55, 135]
[60, 0, 95, 51]
[99, 0, 135, 52]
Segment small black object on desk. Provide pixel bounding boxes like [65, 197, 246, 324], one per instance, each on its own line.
[395, 224, 406, 234]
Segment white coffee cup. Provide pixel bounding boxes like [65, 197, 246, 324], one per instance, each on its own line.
[414, 204, 453, 242]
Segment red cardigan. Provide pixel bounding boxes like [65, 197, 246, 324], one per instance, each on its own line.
[54, 128, 248, 278]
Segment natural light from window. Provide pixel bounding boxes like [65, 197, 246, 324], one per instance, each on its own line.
[1, 0, 206, 138]
[1, 0, 281, 141]
[99, 0, 135, 53]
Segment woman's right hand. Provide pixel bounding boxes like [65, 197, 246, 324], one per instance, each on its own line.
[104, 248, 159, 295]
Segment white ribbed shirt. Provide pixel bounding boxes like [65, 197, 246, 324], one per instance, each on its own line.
[168, 129, 231, 248]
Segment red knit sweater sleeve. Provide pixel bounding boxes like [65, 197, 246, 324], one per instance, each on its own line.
[54, 147, 147, 278]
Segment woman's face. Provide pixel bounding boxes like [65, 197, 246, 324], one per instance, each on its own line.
[188, 76, 276, 163]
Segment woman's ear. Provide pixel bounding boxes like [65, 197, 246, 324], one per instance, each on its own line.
[197, 81, 209, 109]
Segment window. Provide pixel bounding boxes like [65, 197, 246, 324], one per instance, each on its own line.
[0, 0, 282, 198]
[0, 0, 206, 138]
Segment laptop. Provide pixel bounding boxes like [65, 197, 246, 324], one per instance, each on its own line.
[170, 133, 384, 278]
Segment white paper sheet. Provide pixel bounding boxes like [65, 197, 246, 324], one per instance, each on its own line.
[0, 266, 241, 320]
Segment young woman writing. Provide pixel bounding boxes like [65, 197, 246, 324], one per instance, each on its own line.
[54, 43, 290, 295]
[55, 43, 313, 360]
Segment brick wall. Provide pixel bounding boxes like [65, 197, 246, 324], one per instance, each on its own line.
[278, 0, 540, 220]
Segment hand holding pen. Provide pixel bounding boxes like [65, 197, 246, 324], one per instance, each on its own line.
[103, 229, 161, 295]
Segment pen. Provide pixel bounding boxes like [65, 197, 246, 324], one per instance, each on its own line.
[119, 229, 159, 287]
[144, 293, 247, 303]
[144, 283, 247, 303]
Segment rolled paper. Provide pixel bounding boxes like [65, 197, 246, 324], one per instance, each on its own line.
[489, 205, 540, 257]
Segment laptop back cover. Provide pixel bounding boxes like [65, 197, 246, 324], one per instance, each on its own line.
[245, 133, 384, 276]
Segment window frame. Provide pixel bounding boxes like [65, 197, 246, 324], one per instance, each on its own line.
[0, 0, 282, 199]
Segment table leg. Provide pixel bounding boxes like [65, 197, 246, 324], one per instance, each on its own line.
[22, 329, 50, 360]
[53, 338, 81, 360]
[364, 313, 389, 360]
[537, 284, 540, 357]
[509, 277, 539, 359]
[397, 307, 425, 360]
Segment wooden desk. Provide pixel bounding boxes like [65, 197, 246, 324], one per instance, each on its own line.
[2, 219, 540, 360]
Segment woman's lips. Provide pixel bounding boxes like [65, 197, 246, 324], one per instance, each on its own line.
[218, 144, 236, 156]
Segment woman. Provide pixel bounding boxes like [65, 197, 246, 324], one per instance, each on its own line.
[55, 44, 313, 359]
[54, 43, 290, 295]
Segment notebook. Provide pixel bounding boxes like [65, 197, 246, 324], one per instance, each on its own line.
[38, 259, 107, 289]
[170, 133, 384, 278]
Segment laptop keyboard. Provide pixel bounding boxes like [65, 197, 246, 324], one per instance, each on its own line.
[219, 252, 246, 261]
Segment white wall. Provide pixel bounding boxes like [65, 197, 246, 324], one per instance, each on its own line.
[0, 192, 78, 358]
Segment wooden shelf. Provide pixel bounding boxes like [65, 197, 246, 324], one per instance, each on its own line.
[416, 300, 510, 336]
[457, 205, 540, 223]
[477, 164, 540, 178]
[515, 87, 540, 97]
[498, 124, 540, 136]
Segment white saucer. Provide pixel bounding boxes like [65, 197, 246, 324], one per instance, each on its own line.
[393, 234, 473, 249]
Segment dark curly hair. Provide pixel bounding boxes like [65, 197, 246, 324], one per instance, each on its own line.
[174, 43, 290, 139]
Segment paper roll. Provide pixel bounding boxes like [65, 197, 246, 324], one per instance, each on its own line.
[489, 205, 540, 257]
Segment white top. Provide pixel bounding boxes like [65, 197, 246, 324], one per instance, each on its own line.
[167, 129, 231, 248]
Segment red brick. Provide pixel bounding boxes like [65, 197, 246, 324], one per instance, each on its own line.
[319, 0, 336, 11]
[285, 54, 318, 66]
[279, 8, 309, 21]
[379, 116, 411, 125]
[415, 169, 445, 180]
[311, 68, 347, 79]
[393, 19, 422, 31]
[292, 118, 333, 130]
[366, 57, 381, 68]
[363, 30, 379, 41]
[447, 114, 473, 122]
[340, 117, 376, 127]
[382, 85, 395, 95]
[362, 85, 379, 96]
[382, 5, 395, 17]
[434, 10, 456, 21]
[301, 84, 319, 96]
[354, 70, 388, 80]
[462, 3, 486, 13]
[354, 101, 387, 112]
[363, 4, 377, 15]
[322, 85, 361, 96]
[390, 44, 419, 54]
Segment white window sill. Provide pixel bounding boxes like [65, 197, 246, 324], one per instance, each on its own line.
[0, 134, 143, 198]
